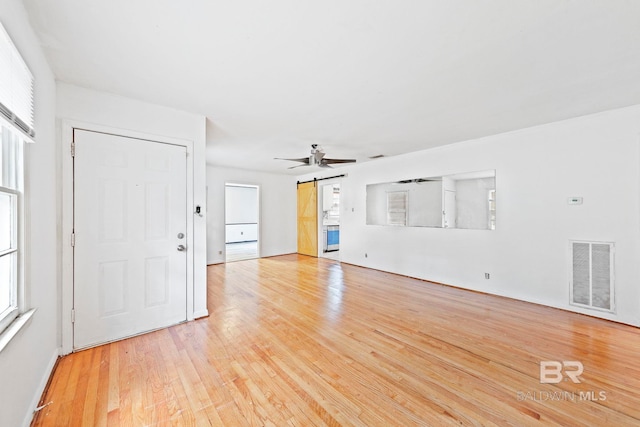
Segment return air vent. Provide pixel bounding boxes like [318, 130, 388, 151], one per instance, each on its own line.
[570, 241, 614, 312]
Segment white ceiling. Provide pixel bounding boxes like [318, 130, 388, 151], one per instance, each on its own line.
[22, 0, 640, 174]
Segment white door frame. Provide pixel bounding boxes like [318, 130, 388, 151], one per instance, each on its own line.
[316, 178, 342, 259]
[61, 120, 196, 354]
[224, 181, 261, 261]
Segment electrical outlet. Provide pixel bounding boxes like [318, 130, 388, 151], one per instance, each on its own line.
[485, 273, 490, 279]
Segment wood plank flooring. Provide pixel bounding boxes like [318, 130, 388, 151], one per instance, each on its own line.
[32, 254, 640, 426]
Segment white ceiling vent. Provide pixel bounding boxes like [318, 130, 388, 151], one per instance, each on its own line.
[570, 241, 615, 313]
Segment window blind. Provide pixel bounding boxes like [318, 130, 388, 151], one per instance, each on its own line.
[0, 22, 35, 139]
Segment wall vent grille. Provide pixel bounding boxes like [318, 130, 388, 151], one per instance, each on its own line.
[570, 241, 614, 313]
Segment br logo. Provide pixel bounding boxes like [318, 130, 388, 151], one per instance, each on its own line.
[540, 361, 583, 384]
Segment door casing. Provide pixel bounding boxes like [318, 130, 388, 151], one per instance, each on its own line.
[61, 120, 196, 354]
[224, 182, 260, 262]
[317, 179, 342, 259]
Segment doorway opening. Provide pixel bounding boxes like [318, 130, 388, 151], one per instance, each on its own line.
[320, 183, 341, 261]
[225, 183, 259, 262]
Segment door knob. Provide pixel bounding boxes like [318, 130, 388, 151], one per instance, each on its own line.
[177, 245, 186, 252]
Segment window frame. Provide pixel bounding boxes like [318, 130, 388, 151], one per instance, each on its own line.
[0, 116, 26, 336]
[0, 21, 35, 350]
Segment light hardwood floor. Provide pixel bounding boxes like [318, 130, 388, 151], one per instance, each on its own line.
[32, 255, 640, 426]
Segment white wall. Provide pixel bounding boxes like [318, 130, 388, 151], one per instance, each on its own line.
[226, 185, 258, 223]
[207, 165, 297, 264]
[56, 83, 209, 319]
[456, 177, 494, 229]
[0, 2, 58, 426]
[298, 104, 640, 327]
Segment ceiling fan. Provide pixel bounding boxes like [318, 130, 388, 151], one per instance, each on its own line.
[275, 144, 356, 169]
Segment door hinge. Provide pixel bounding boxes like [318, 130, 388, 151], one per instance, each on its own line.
[71, 232, 75, 247]
[71, 309, 75, 323]
[71, 142, 75, 157]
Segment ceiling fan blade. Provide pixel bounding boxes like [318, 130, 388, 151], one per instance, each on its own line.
[276, 145, 355, 169]
[274, 157, 310, 164]
[288, 163, 310, 169]
[322, 158, 356, 164]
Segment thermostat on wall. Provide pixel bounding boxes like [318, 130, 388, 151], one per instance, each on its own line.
[567, 197, 583, 205]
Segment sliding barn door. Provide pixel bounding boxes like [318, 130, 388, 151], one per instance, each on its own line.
[297, 181, 318, 257]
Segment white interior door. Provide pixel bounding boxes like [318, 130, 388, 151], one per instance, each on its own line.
[73, 129, 187, 349]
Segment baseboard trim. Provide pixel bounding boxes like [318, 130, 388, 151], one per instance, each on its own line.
[194, 309, 209, 319]
[23, 347, 60, 427]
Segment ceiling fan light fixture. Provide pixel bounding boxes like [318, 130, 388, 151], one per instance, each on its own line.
[276, 144, 356, 169]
